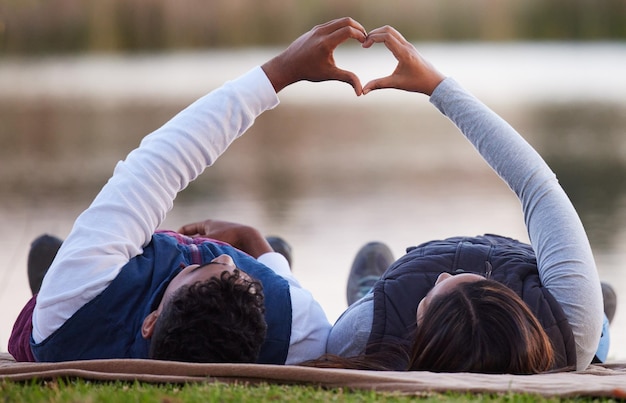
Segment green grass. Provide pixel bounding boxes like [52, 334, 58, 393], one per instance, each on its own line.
[0, 380, 617, 403]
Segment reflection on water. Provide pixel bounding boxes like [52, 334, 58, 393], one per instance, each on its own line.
[1, 44, 626, 361]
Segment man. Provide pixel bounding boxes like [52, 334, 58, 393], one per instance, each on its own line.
[9, 17, 368, 364]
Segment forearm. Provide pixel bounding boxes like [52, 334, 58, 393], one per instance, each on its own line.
[429, 77, 603, 369]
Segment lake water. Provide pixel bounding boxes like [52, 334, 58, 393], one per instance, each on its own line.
[1, 42, 626, 361]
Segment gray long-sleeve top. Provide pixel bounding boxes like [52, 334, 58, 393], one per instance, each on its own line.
[327, 77, 603, 371]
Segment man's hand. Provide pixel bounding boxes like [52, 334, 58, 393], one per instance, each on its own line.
[178, 219, 273, 258]
[261, 17, 367, 95]
[362, 25, 445, 96]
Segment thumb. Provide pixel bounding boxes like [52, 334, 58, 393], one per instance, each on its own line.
[178, 222, 203, 235]
[334, 68, 363, 96]
[363, 76, 394, 95]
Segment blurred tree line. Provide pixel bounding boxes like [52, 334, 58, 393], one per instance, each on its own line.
[1, 0, 625, 55]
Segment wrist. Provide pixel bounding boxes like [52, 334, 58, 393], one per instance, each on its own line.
[261, 55, 293, 94]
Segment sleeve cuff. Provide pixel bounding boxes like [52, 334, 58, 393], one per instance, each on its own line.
[238, 66, 280, 113]
[257, 251, 292, 278]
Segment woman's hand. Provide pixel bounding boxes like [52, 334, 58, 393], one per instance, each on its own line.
[362, 25, 446, 96]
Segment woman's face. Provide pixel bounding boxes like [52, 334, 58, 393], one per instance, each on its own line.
[416, 272, 484, 324]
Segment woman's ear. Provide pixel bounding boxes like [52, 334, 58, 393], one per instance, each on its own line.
[141, 310, 159, 339]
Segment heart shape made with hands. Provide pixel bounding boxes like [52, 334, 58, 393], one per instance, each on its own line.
[333, 42, 398, 92]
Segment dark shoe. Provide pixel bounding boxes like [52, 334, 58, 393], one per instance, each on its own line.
[27, 234, 63, 295]
[601, 281, 617, 324]
[266, 236, 293, 269]
[347, 242, 394, 306]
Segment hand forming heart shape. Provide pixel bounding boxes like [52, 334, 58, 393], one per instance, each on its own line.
[336, 24, 445, 96]
[333, 41, 399, 95]
[261, 18, 445, 97]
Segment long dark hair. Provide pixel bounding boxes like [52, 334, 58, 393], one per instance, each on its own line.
[302, 279, 555, 374]
[409, 279, 555, 374]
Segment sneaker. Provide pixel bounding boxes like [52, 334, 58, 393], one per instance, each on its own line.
[27, 234, 63, 295]
[266, 236, 293, 269]
[347, 242, 394, 306]
[601, 281, 617, 324]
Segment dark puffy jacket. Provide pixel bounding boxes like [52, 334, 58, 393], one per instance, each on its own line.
[366, 234, 576, 370]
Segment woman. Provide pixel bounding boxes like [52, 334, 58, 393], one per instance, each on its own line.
[316, 25, 606, 374]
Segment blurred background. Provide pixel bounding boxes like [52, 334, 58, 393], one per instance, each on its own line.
[1, 0, 626, 361]
[1, 0, 625, 53]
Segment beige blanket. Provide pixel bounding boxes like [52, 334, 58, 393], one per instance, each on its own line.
[2, 353, 626, 398]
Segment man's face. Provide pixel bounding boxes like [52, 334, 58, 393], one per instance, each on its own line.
[142, 254, 255, 340]
[157, 254, 252, 312]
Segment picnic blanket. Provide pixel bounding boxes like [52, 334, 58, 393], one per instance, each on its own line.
[1, 352, 626, 398]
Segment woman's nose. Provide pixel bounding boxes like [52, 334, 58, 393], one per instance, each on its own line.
[435, 272, 452, 285]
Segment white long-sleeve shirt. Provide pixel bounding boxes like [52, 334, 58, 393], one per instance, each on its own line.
[32, 66, 331, 365]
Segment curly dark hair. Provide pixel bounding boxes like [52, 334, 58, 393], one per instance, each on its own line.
[149, 269, 267, 363]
